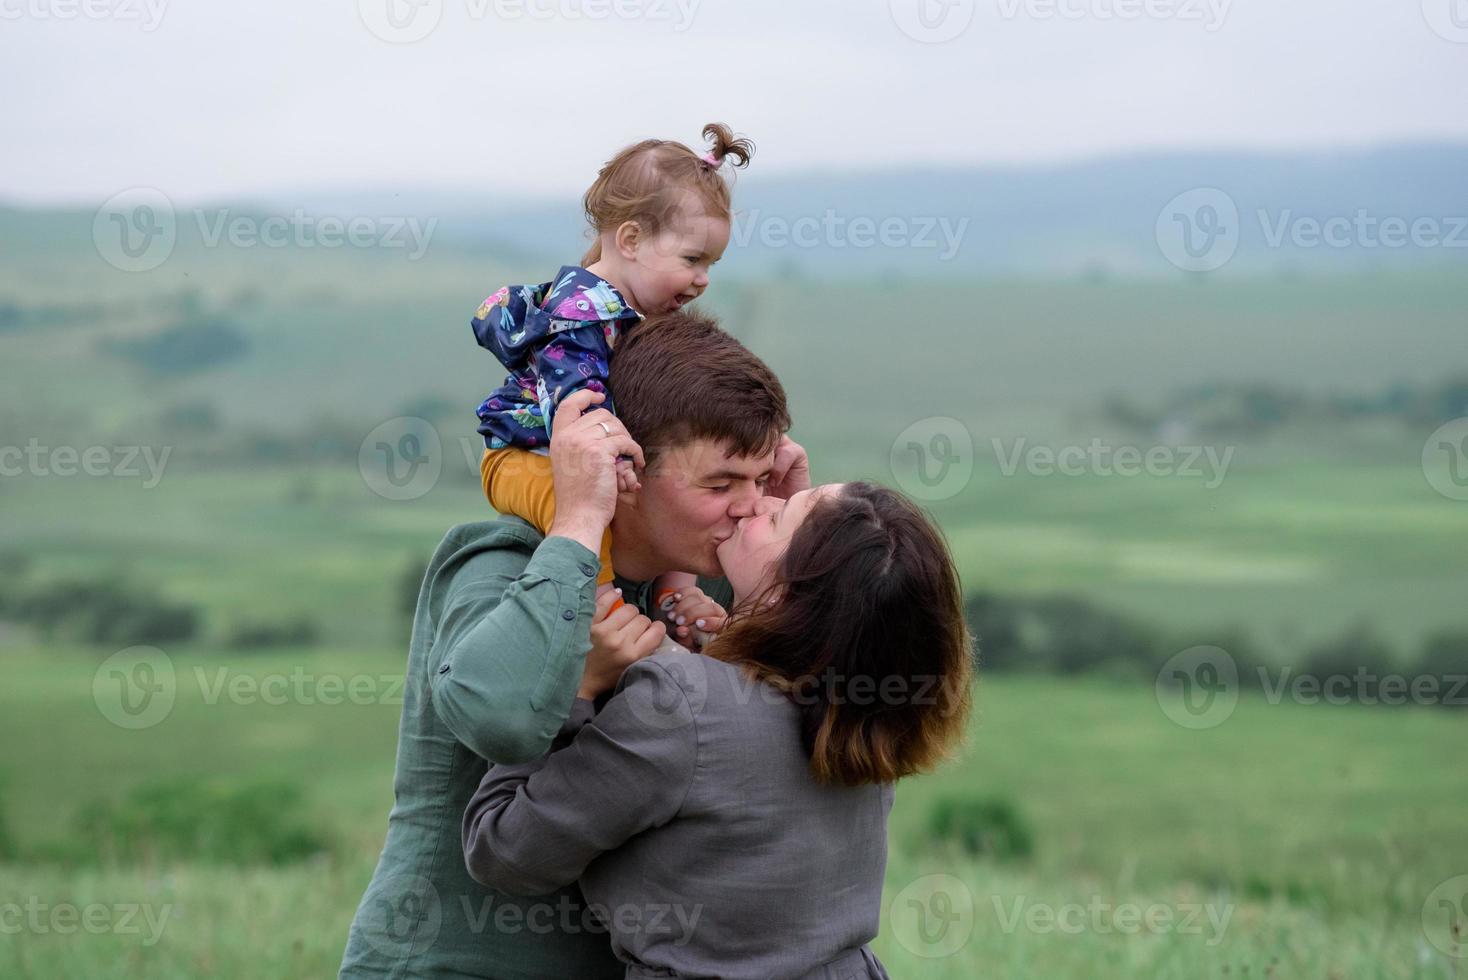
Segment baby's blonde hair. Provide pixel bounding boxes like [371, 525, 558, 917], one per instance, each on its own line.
[580, 122, 754, 265]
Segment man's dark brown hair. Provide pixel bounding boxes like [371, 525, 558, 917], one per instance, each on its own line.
[609, 308, 789, 468]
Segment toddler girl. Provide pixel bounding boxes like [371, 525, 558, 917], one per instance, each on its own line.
[471, 123, 753, 646]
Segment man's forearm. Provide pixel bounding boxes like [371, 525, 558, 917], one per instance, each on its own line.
[429, 535, 602, 763]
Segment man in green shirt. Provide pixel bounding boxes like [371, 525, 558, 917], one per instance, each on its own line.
[339, 310, 808, 979]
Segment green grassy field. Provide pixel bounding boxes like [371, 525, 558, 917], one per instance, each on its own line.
[1, 649, 1463, 978]
[3, 231, 1467, 977]
[2, 449, 1463, 654]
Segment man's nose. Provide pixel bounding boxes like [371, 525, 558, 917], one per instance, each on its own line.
[727, 485, 762, 519]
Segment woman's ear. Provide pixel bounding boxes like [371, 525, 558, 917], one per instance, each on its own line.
[613, 220, 641, 261]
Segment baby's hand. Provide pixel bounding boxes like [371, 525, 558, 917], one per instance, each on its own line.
[615, 457, 641, 494]
[666, 587, 728, 651]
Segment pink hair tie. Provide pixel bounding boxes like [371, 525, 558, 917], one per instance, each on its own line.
[700, 151, 720, 168]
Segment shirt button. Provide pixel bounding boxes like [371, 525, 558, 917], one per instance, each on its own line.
[562, 609, 576, 621]
[579, 563, 596, 578]
[438, 664, 450, 674]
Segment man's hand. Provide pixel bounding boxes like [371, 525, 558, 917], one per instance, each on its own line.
[665, 586, 727, 651]
[766, 434, 811, 500]
[578, 587, 667, 700]
[547, 390, 645, 554]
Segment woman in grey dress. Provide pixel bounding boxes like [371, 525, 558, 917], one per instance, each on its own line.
[463, 481, 974, 979]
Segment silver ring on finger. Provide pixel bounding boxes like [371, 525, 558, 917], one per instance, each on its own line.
[598, 421, 611, 436]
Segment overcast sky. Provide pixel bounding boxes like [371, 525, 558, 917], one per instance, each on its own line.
[4, 0, 1467, 205]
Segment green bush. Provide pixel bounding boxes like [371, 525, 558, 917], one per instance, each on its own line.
[222, 616, 320, 650]
[14, 577, 199, 646]
[965, 592, 1158, 676]
[71, 777, 331, 867]
[1415, 630, 1468, 709]
[99, 317, 249, 377]
[927, 795, 1035, 862]
[0, 773, 17, 861]
[1302, 623, 1399, 698]
[1417, 630, 1468, 677]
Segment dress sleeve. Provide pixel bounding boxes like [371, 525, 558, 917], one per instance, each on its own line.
[462, 659, 698, 895]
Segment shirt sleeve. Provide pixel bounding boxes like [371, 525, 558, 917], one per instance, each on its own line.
[461, 659, 698, 896]
[428, 533, 602, 764]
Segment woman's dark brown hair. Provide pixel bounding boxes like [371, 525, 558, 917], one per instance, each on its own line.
[580, 122, 754, 265]
[706, 482, 974, 786]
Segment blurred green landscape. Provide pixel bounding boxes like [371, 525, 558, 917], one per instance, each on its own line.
[2, 213, 1466, 978]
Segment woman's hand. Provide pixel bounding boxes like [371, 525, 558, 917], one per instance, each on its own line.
[578, 587, 666, 700]
[666, 587, 728, 651]
[547, 390, 644, 554]
[766, 434, 811, 501]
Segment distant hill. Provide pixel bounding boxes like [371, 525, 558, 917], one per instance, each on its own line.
[6, 143, 1466, 279]
[239, 142, 1468, 278]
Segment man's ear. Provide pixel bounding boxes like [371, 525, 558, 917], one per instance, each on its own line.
[613, 220, 641, 261]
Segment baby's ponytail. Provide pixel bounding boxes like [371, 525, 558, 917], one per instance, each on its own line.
[701, 122, 755, 170]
